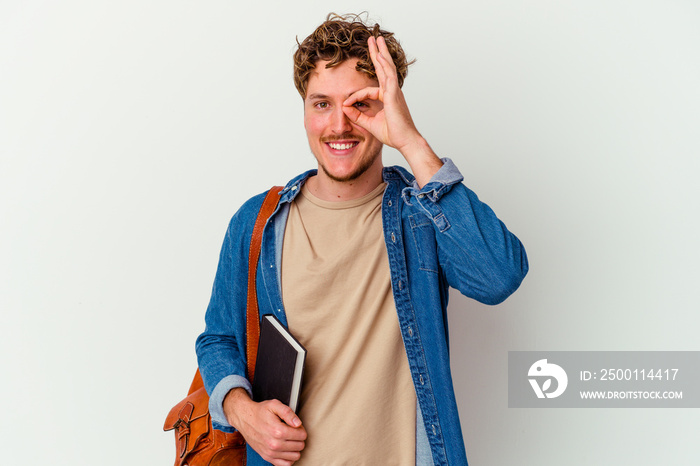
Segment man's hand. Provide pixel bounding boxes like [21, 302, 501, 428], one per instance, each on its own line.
[223, 388, 307, 466]
[343, 35, 443, 187]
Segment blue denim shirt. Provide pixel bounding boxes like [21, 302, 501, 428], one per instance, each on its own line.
[196, 159, 528, 465]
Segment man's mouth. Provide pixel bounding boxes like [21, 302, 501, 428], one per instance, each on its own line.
[327, 141, 359, 151]
[322, 133, 364, 153]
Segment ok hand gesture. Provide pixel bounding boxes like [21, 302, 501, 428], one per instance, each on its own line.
[343, 36, 443, 186]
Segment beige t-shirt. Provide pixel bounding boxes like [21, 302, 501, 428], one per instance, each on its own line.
[281, 182, 416, 465]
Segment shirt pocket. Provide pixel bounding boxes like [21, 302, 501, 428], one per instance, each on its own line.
[409, 213, 439, 274]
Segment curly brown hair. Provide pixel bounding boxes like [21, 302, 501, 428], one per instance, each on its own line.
[293, 13, 414, 99]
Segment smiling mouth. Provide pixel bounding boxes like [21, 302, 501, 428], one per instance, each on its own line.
[327, 141, 359, 150]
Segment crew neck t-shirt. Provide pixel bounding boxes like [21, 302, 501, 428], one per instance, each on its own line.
[281, 182, 416, 465]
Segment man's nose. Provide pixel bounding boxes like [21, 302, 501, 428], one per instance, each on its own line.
[331, 107, 353, 134]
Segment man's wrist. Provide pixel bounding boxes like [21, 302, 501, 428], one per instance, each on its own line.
[223, 387, 253, 429]
[399, 136, 444, 188]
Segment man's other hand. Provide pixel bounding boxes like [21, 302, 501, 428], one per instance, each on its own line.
[224, 388, 307, 466]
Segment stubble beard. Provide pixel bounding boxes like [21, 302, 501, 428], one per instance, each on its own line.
[314, 136, 383, 183]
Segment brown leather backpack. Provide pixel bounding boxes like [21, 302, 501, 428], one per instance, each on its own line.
[164, 187, 283, 466]
[164, 370, 246, 465]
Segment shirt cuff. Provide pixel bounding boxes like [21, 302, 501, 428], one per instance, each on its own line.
[403, 158, 464, 202]
[209, 374, 253, 432]
[422, 157, 463, 188]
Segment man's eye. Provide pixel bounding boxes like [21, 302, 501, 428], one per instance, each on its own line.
[353, 101, 368, 109]
[316, 102, 329, 109]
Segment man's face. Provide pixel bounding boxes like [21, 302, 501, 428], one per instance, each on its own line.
[303, 59, 384, 183]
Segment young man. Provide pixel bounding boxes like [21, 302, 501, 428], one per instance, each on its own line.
[196, 14, 528, 466]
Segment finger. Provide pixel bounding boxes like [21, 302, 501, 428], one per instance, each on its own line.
[265, 446, 303, 466]
[267, 400, 304, 431]
[269, 459, 297, 466]
[258, 423, 306, 460]
[265, 438, 305, 455]
[374, 37, 401, 94]
[376, 36, 397, 71]
[370, 40, 401, 98]
[343, 86, 381, 106]
[342, 105, 368, 130]
[368, 36, 388, 85]
[271, 458, 298, 466]
[343, 87, 381, 130]
[342, 90, 382, 132]
[263, 437, 305, 465]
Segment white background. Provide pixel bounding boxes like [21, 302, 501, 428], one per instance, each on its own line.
[1, 1, 698, 464]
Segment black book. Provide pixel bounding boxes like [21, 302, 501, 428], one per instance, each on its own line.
[252, 314, 307, 413]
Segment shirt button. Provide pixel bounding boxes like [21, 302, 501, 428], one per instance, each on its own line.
[388, 200, 393, 207]
[432, 425, 437, 436]
[408, 326, 413, 337]
[418, 194, 425, 199]
[398, 280, 403, 290]
[419, 374, 424, 385]
[391, 232, 396, 243]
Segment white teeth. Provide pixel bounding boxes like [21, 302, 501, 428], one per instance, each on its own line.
[328, 142, 357, 150]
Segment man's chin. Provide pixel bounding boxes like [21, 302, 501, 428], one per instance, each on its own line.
[321, 169, 361, 183]
[319, 162, 371, 183]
